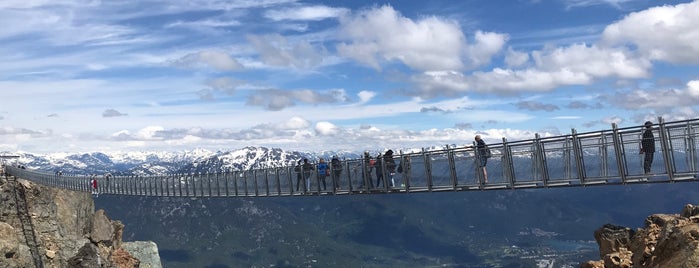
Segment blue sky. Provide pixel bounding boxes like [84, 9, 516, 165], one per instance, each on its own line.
[1, 0, 698, 154]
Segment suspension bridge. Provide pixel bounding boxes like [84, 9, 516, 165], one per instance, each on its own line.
[3, 117, 699, 197]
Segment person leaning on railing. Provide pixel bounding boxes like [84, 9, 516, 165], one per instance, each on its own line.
[640, 121, 656, 175]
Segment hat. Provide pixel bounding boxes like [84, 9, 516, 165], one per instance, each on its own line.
[644, 121, 653, 127]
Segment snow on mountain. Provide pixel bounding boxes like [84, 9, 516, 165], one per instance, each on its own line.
[2, 147, 362, 176]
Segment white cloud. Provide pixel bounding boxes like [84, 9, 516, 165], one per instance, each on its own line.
[265, 5, 349, 21]
[505, 47, 530, 67]
[412, 43, 650, 96]
[357, 90, 376, 104]
[172, 50, 244, 71]
[601, 1, 699, 64]
[563, 0, 634, 9]
[466, 31, 508, 68]
[136, 126, 166, 140]
[606, 80, 699, 110]
[247, 34, 325, 69]
[280, 116, 310, 130]
[532, 44, 650, 79]
[314, 121, 339, 136]
[337, 5, 471, 71]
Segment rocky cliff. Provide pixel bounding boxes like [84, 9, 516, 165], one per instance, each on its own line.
[582, 204, 699, 268]
[0, 170, 162, 267]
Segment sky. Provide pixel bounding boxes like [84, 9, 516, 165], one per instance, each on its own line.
[1, 0, 698, 154]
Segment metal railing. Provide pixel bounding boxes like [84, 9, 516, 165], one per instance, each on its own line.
[4, 117, 699, 197]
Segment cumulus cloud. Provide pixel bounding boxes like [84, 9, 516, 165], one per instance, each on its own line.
[357, 90, 376, 104]
[247, 34, 325, 69]
[315, 121, 339, 136]
[601, 1, 699, 64]
[532, 44, 650, 78]
[337, 5, 474, 71]
[102, 109, 127, 117]
[606, 80, 699, 110]
[172, 50, 243, 71]
[515, 100, 559, 111]
[466, 30, 508, 68]
[505, 47, 530, 67]
[264, 5, 349, 21]
[246, 88, 348, 110]
[412, 43, 651, 97]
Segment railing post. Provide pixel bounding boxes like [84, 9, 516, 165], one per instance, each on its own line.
[658, 117, 675, 180]
[253, 170, 260, 196]
[275, 168, 281, 196]
[446, 145, 458, 190]
[686, 121, 697, 174]
[502, 137, 515, 188]
[215, 172, 220, 197]
[571, 128, 587, 184]
[225, 170, 230, 197]
[207, 172, 212, 197]
[534, 133, 550, 187]
[611, 123, 628, 182]
[423, 148, 433, 191]
[264, 168, 270, 196]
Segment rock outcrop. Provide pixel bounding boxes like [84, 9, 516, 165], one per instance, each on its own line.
[582, 204, 699, 268]
[0, 171, 162, 267]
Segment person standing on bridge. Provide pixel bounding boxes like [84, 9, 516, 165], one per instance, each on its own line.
[640, 121, 656, 175]
[317, 158, 329, 191]
[397, 155, 411, 188]
[384, 150, 397, 188]
[295, 160, 303, 192]
[90, 175, 99, 197]
[475, 135, 489, 184]
[302, 158, 314, 193]
[331, 156, 342, 190]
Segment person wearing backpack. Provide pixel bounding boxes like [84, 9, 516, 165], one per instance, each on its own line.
[475, 135, 489, 183]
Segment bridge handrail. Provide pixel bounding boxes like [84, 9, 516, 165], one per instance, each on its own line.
[4, 116, 699, 197]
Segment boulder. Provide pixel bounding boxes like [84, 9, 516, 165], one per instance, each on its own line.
[91, 209, 115, 244]
[593, 223, 634, 258]
[584, 204, 699, 268]
[110, 248, 140, 268]
[123, 241, 162, 268]
[68, 242, 101, 267]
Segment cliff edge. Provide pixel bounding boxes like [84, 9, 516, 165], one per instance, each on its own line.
[0, 170, 162, 267]
[582, 204, 699, 268]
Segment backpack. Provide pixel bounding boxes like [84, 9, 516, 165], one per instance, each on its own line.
[485, 146, 492, 158]
[397, 163, 403, 173]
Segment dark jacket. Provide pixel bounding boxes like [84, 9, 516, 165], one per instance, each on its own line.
[641, 128, 655, 153]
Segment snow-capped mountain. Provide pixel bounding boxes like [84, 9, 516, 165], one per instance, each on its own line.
[2, 147, 362, 176]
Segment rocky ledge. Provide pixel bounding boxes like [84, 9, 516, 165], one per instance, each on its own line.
[0, 173, 161, 267]
[582, 204, 699, 268]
